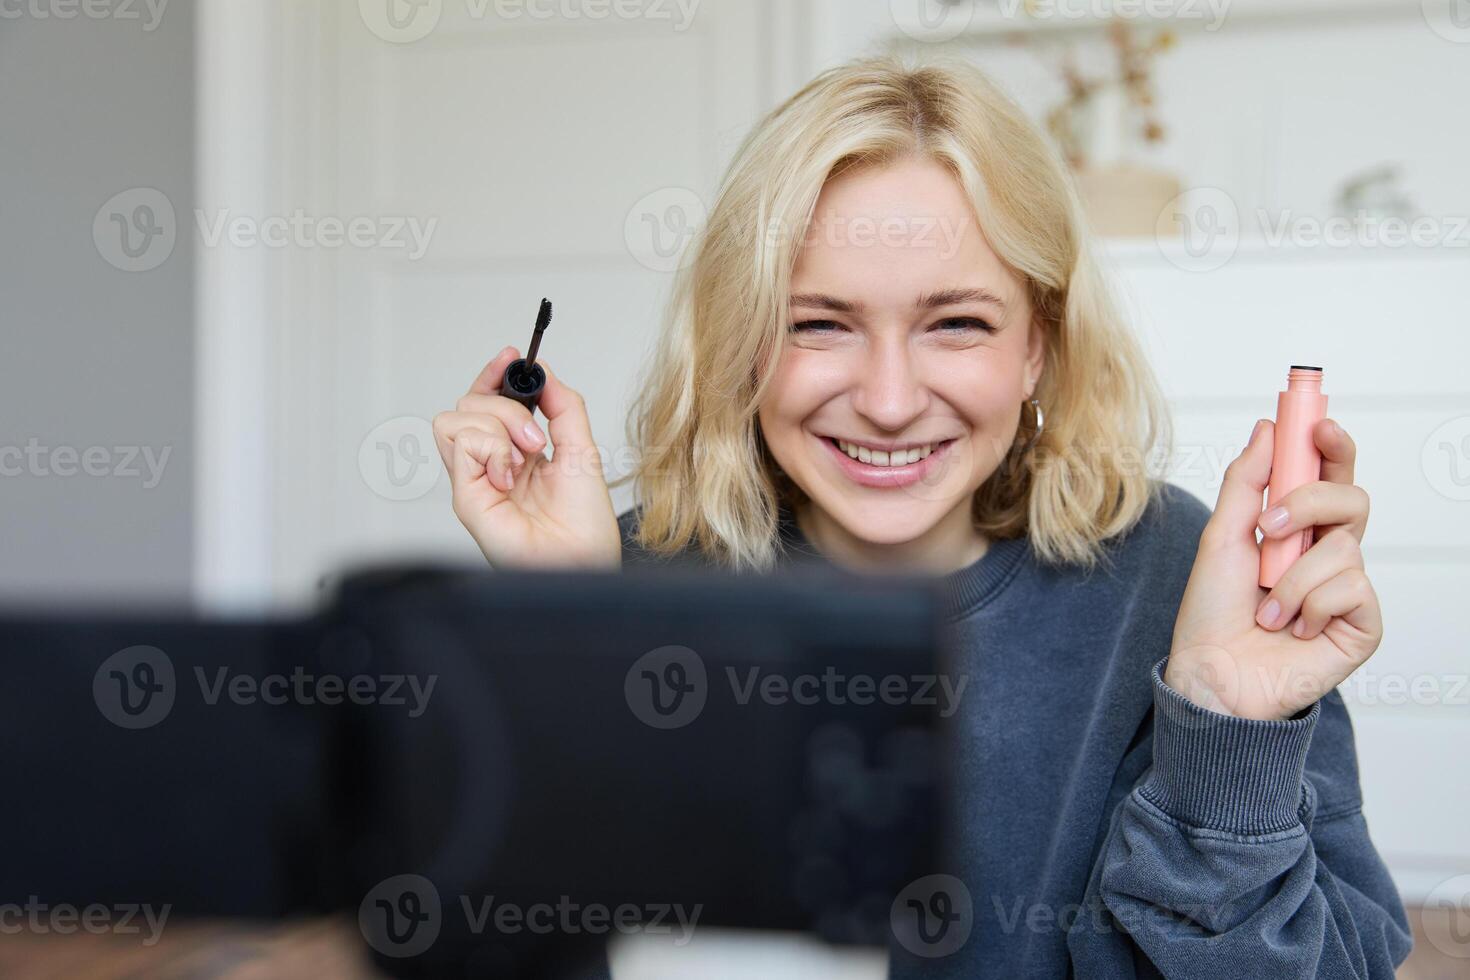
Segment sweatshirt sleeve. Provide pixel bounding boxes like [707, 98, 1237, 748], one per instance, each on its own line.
[1067, 657, 1413, 979]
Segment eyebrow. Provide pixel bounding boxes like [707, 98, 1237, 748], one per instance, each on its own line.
[789, 287, 1008, 315]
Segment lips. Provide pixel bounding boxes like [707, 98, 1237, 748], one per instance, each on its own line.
[818, 434, 958, 489]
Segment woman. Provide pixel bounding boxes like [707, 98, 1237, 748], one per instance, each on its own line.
[431, 56, 1411, 977]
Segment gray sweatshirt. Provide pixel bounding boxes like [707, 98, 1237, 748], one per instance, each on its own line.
[618, 481, 1413, 977]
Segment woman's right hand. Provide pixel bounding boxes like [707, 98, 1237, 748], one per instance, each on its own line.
[433, 346, 621, 569]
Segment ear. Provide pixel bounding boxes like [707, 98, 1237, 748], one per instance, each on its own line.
[1024, 315, 1046, 398]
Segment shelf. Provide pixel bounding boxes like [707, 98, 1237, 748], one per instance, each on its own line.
[889, 0, 1422, 43]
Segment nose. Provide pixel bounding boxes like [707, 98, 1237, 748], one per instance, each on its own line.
[849, 335, 930, 433]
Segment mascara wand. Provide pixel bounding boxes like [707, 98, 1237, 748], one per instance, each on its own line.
[500, 298, 553, 412]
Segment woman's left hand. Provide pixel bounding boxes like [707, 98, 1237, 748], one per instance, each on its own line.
[1164, 418, 1381, 721]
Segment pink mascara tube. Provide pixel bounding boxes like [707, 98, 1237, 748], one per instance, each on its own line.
[1259, 365, 1329, 589]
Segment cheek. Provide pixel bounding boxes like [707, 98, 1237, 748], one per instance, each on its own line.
[926, 352, 1025, 425]
[762, 349, 850, 430]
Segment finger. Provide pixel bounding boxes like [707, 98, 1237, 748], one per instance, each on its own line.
[432, 411, 527, 472]
[448, 422, 517, 494]
[1257, 479, 1370, 543]
[466, 346, 523, 397]
[535, 360, 598, 456]
[1292, 567, 1381, 642]
[1254, 527, 1363, 631]
[1202, 418, 1273, 550]
[454, 394, 548, 455]
[1316, 417, 1356, 486]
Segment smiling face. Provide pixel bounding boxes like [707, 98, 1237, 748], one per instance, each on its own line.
[757, 154, 1045, 570]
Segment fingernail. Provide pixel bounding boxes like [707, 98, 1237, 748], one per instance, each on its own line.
[522, 421, 546, 449]
[510, 444, 525, 467]
[1260, 506, 1289, 532]
[1251, 419, 1265, 442]
[1292, 618, 1308, 638]
[504, 468, 515, 490]
[1256, 598, 1281, 629]
[1332, 420, 1345, 437]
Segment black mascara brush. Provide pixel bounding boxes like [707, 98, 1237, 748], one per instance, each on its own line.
[500, 298, 553, 412]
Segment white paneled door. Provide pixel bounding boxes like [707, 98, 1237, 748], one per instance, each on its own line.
[237, 0, 808, 601]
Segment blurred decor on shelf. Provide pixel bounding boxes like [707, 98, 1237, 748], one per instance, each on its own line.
[1334, 164, 1414, 222]
[1016, 22, 1182, 237]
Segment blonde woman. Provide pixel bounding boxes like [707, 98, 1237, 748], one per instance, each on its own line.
[432, 56, 1410, 977]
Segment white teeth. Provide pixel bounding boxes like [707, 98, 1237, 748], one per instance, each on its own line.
[835, 439, 941, 467]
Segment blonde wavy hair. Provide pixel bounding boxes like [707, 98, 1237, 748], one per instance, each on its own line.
[622, 54, 1170, 571]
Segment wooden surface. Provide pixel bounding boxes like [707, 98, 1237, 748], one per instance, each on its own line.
[0, 909, 1464, 978]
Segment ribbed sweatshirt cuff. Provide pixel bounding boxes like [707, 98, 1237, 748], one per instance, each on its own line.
[1139, 657, 1320, 836]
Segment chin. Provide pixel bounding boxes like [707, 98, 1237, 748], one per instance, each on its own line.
[812, 490, 959, 547]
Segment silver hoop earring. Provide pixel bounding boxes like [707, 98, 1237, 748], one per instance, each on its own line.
[1018, 398, 1044, 455]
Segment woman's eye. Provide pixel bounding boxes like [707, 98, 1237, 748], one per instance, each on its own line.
[789, 320, 845, 333]
[934, 317, 996, 334]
